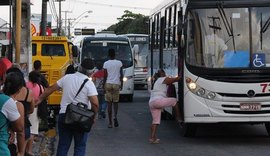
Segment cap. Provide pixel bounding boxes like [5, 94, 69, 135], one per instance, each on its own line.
[81, 58, 95, 70]
[0, 58, 12, 78]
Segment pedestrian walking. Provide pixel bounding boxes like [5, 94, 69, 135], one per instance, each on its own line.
[3, 70, 33, 155]
[65, 64, 75, 75]
[25, 71, 44, 156]
[103, 48, 123, 128]
[33, 60, 49, 88]
[0, 86, 24, 156]
[36, 58, 99, 156]
[92, 62, 107, 119]
[148, 69, 181, 144]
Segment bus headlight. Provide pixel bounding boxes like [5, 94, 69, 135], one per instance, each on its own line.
[147, 76, 152, 82]
[186, 77, 217, 100]
[123, 76, 133, 82]
[188, 82, 197, 90]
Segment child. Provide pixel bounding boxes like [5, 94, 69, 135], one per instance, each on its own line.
[92, 62, 107, 119]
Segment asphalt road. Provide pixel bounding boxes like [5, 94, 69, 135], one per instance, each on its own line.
[45, 89, 270, 156]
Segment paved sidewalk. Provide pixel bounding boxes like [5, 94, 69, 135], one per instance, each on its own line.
[32, 129, 57, 156]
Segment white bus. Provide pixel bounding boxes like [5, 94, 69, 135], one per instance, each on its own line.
[79, 33, 134, 102]
[120, 34, 149, 88]
[149, 0, 270, 136]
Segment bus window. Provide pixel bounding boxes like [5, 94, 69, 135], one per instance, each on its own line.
[82, 42, 133, 68]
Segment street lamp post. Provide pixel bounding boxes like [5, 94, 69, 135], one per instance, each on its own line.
[68, 15, 88, 39]
[67, 10, 92, 39]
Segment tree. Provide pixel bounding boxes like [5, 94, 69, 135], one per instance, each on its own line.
[106, 10, 149, 34]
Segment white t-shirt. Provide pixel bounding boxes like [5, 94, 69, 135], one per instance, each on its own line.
[103, 59, 123, 85]
[57, 72, 98, 114]
[149, 77, 167, 102]
[1, 95, 20, 122]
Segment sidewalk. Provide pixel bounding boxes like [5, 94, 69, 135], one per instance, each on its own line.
[32, 128, 57, 156]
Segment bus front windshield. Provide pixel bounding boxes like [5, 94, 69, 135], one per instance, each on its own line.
[82, 41, 133, 67]
[186, 7, 270, 69]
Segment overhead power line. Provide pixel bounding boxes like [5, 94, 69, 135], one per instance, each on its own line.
[49, 0, 58, 22]
[70, 0, 152, 10]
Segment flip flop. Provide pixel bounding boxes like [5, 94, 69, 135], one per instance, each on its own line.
[108, 124, 113, 128]
[149, 138, 160, 144]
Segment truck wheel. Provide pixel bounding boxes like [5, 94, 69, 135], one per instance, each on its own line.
[180, 123, 197, 137]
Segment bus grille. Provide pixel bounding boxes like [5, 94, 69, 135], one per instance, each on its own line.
[223, 110, 270, 114]
[218, 92, 270, 98]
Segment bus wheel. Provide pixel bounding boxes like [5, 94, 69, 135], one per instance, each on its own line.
[180, 123, 197, 137]
[265, 123, 270, 136]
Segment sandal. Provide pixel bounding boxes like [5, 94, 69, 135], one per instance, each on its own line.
[108, 124, 113, 128]
[149, 138, 160, 144]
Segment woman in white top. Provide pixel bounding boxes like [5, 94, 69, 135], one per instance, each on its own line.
[148, 69, 181, 144]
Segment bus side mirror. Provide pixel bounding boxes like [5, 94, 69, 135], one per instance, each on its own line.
[133, 44, 139, 54]
[72, 45, 78, 57]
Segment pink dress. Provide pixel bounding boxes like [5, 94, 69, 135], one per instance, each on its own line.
[26, 82, 44, 135]
[149, 77, 177, 124]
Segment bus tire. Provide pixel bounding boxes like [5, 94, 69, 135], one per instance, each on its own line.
[265, 123, 270, 136]
[180, 123, 197, 137]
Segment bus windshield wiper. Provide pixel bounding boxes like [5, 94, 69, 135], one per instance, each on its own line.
[260, 13, 270, 49]
[217, 3, 237, 52]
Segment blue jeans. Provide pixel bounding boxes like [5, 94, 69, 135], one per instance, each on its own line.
[56, 114, 89, 156]
[98, 94, 107, 114]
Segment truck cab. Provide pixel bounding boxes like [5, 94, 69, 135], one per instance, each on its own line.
[32, 36, 78, 108]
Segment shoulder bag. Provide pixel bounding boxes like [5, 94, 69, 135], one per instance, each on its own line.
[64, 78, 95, 132]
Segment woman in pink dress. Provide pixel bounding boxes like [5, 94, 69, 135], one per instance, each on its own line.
[25, 71, 44, 155]
[148, 69, 181, 144]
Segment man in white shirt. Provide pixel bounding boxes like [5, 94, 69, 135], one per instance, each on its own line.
[103, 48, 123, 128]
[37, 58, 98, 156]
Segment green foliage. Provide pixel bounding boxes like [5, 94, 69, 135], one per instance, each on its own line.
[106, 10, 149, 34]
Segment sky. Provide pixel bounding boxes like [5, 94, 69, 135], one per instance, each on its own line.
[0, 0, 164, 32]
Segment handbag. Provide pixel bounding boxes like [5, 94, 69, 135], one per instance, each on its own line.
[64, 78, 95, 132]
[37, 84, 48, 121]
[37, 84, 49, 132]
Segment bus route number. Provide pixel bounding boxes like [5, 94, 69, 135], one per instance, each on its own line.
[260, 83, 270, 93]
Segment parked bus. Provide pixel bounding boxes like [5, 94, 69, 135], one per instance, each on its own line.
[149, 0, 270, 136]
[120, 34, 149, 88]
[79, 33, 134, 102]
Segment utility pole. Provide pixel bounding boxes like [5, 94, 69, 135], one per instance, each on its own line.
[41, 0, 48, 36]
[15, 0, 22, 63]
[57, 0, 64, 36]
[62, 10, 72, 35]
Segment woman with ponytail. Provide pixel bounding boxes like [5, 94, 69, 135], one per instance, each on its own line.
[3, 68, 35, 156]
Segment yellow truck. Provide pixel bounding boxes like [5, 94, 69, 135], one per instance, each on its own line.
[32, 36, 78, 112]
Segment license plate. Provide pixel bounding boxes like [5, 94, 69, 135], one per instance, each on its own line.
[240, 103, 261, 111]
